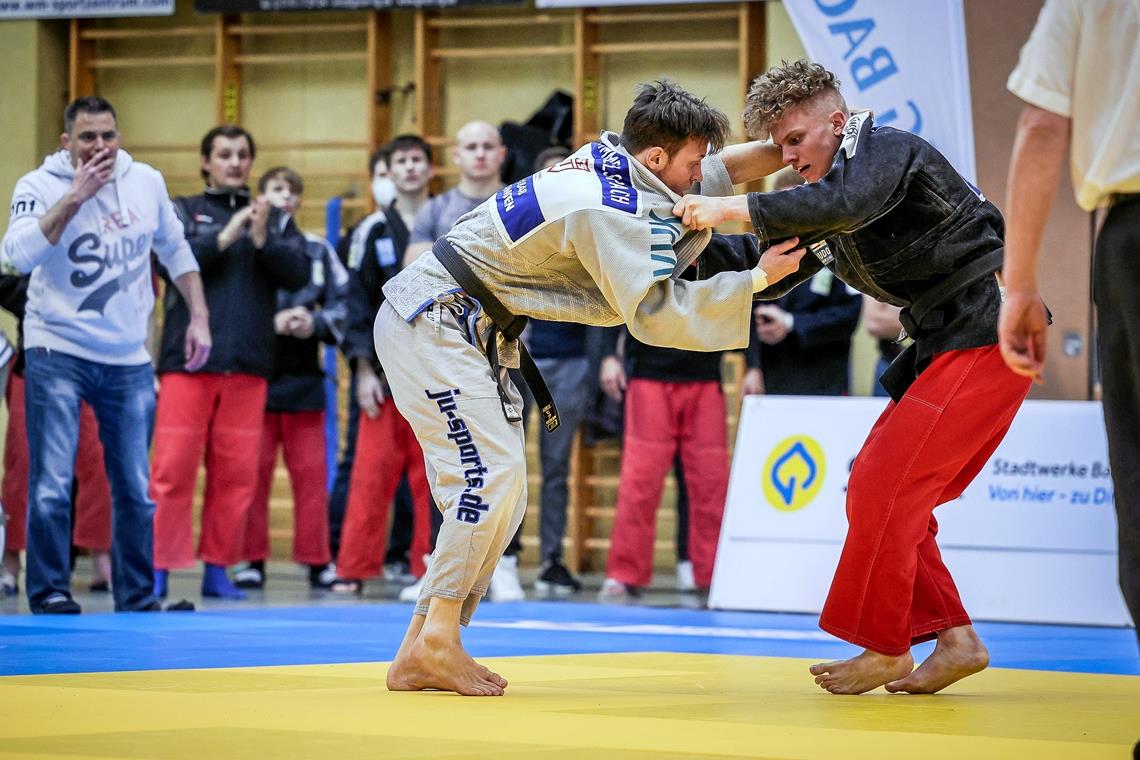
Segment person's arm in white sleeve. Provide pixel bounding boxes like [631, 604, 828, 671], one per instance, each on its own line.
[3, 150, 115, 273]
[567, 210, 802, 352]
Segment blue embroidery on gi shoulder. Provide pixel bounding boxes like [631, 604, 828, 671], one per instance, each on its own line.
[496, 175, 545, 243]
[591, 142, 638, 214]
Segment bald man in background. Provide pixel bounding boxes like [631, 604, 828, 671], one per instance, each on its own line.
[402, 121, 507, 267]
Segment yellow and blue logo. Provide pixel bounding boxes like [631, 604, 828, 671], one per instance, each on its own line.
[763, 435, 826, 512]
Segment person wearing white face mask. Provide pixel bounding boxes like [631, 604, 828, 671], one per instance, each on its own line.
[327, 136, 438, 595]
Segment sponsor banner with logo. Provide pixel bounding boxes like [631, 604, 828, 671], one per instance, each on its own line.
[782, 0, 977, 184]
[194, 0, 519, 11]
[709, 396, 1131, 626]
[0, 0, 172, 18]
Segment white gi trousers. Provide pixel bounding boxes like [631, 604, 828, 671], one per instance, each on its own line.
[375, 297, 527, 625]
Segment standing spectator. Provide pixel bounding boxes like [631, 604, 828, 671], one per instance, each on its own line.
[0, 275, 114, 597]
[599, 329, 730, 599]
[741, 269, 862, 396]
[151, 125, 309, 601]
[326, 148, 400, 560]
[863, 297, 904, 398]
[401, 120, 506, 267]
[1000, 0, 1139, 638]
[1, 96, 209, 613]
[331, 135, 436, 595]
[740, 166, 862, 396]
[506, 145, 590, 597]
[395, 120, 525, 604]
[597, 332, 699, 595]
[234, 167, 348, 591]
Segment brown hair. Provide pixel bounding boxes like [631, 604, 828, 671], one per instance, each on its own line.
[258, 166, 303, 195]
[743, 59, 847, 139]
[63, 96, 117, 133]
[620, 80, 731, 155]
[199, 124, 256, 181]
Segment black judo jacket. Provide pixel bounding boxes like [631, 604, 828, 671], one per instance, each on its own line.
[159, 187, 309, 379]
[699, 112, 1006, 399]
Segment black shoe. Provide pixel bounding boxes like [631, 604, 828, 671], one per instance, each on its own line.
[37, 594, 81, 614]
[233, 561, 265, 589]
[137, 598, 196, 612]
[534, 560, 583, 596]
[309, 563, 336, 589]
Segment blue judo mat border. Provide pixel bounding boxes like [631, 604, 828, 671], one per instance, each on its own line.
[1, 601, 1136, 677]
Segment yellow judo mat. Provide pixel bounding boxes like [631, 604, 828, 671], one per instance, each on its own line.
[1, 652, 1136, 759]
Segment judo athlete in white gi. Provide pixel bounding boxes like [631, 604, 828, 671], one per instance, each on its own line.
[377, 81, 800, 695]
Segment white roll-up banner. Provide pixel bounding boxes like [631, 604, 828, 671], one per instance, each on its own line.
[710, 397, 1132, 627]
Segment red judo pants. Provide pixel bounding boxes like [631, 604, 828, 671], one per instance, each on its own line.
[605, 378, 729, 588]
[3, 372, 112, 552]
[335, 400, 432, 581]
[151, 372, 268, 569]
[242, 410, 331, 566]
[820, 345, 1032, 655]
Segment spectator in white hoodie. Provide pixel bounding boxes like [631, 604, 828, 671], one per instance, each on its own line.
[0, 96, 210, 614]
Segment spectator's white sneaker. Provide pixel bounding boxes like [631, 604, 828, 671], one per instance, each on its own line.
[675, 560, 697, 593]
[597, 577, 641, 602]
[397, 554, 431, 602]
[488, 554, 525, 602]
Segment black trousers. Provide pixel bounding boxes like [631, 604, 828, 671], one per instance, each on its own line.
[1093, 194, 1140, 637]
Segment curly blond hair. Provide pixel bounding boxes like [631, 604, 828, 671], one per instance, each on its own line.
[743, 60, 846, 139]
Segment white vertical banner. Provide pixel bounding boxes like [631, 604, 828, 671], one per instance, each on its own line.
[781, 0, 977, 184]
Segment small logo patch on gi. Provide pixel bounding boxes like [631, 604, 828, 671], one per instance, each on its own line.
[808, 240, 834, 265]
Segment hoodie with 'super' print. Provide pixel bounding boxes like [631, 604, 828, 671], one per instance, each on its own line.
[1, 149, 199, 365]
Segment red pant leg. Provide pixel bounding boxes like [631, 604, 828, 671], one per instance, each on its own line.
[200, 375, 268, 566]
[280, 410, 330, 565]
[151, 373, 216, 569]
[243, 412, 282, 562]
[906, 381, 1027, 644]
[72, 402, 112, 551]
[820, 346, 1031, 655]
[676, 381, 729, 588]
[336, 403, 410, 580]
[2, 372, 27, 552]
[605, 379, 679, 587]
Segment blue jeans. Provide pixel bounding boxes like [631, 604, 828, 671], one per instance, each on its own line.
[24, 348, 159, 612]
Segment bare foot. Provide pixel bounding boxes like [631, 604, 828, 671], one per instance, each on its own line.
[386, 633, 508, 696]
[809, 649, 914, 695]
[885, 625, 989, 694]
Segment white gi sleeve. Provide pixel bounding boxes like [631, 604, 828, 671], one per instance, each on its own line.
[566, 209, 754, 352]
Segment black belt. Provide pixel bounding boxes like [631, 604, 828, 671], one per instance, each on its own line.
[432, 238, 560, 433]
[899, 248, 1005, 337]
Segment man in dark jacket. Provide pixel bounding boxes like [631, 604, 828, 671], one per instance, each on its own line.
[742, 268, 862, 396]
[676, 60, 1032, 695]
[151, 125, 309, 601]
[233, 166, 348, 591]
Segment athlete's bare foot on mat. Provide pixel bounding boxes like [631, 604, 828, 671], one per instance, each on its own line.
[386, 597, 508, 696]
[885, 624, 988, 694]
[809, 649, 914, 695]
[386, 633, 507, 696]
